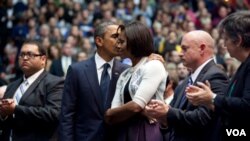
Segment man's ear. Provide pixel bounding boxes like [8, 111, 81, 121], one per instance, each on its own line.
[200, 43, 206, 55]
[95, 36, 103, 47]
[235, 35, 242, 47]
[41, 56, 47, 66]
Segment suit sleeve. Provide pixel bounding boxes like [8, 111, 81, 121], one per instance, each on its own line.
[214, 64, 250, 118]
[14, 76, 64, 126]
[59, 66, 78, 141]
[167, 72, 228, 129]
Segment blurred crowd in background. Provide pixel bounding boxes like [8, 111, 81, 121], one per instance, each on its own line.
[0, 0, 249, 86]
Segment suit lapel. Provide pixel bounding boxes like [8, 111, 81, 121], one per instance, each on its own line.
[19, 71, 47, 104]
[176, 60, 215, 109]
[84, 57, 103, 111]
[194, 60, 215, 84]
[4, 79, 22, 99]
[174, 78, 189, 108]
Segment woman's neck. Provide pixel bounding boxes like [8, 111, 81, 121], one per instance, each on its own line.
[131, 57, 142, 67]
[238, 48, 250, 62]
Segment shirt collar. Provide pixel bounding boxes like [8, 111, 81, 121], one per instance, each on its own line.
[95, 52, 114, 70]
[191, 58, 213, 82]
[23, 68, 44, 85]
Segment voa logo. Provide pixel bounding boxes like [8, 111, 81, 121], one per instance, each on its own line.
[226, 129, 246, 136]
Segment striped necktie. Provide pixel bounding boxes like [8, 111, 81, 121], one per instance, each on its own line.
[15, 80, 29, 103]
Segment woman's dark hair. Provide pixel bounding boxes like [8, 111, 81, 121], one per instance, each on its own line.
[218, 11, 250, 48]
[166, 74, 179, 90]
[119, 21, 154, 57]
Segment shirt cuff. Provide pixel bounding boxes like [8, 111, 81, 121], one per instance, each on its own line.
[212, 93, 217, 104]
[0, 115, 8, 121]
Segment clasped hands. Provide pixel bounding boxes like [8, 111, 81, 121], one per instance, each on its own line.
[0, 98, 16, 118]
[185, 80, 214, 109]
[144, 99, 169, 127]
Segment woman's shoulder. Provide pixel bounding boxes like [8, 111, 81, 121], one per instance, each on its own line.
[144, 59, 165, 70]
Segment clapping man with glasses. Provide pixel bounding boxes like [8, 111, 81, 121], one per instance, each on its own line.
[0, 40, 64, 141]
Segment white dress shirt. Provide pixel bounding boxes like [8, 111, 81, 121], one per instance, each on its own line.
[95, 53, 114, 84]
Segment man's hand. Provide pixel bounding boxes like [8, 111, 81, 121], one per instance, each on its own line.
[144, 99, 169, 126]
[0, 99, 16, 117]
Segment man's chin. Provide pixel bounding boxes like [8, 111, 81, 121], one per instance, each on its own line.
[115, 52, 124, 56]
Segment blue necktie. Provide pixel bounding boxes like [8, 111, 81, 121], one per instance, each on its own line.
[178, 76, 193, 108]
[100, 63, 110, 106]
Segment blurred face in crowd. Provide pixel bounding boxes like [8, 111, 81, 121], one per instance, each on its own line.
[63, 43, 73, 57]
[169, 50, 181, 63]
[77, 52, 88, 62]
[19, 44, 46, 77]
[177, 63, 189, 80]
[50, 45, 60, 59]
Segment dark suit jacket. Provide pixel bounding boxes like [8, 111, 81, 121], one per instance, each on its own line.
[50, 57, 76, 77]
[59, 56, 128, 141]
[165, 60, 228, 141]
[214, 55, 250, 139]
[0, 71, 64, 141]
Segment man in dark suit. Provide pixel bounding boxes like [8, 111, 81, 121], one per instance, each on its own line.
[186, 11, 250, 140]
[145, 30, 228, 141]
[0, 40, 64, 141]
[59, 21, 129, 141]
[50, 42, 76, 77]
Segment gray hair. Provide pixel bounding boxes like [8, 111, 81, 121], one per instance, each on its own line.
[94, 21, 117, 38]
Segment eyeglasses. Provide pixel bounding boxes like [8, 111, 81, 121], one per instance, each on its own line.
[19, 52, 43, 59]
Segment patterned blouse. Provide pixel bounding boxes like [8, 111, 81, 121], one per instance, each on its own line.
[111, 57, 167, 108]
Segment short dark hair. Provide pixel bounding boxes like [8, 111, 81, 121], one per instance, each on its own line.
[218, 11, 250, 48]
[121, 21, 154, 57]
[23, 40, 47, 56]
[94, 21, 117, 38]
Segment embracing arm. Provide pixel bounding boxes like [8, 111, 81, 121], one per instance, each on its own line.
[106, 60, 167, 124]
[105, 101, 142, 124]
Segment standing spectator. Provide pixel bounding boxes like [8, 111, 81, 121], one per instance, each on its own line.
[145, 30, 228, 141]
[186, 11, 250, 140]
[59, 21, 129, 141]
[46, 44, 62, 71]
[50, 42, 76, 77]
[0, 40, 64, 141]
